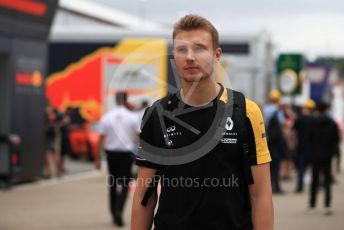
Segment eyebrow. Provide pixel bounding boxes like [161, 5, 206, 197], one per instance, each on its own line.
[174, 42, 208, 49]
[193, 43, 208, 49]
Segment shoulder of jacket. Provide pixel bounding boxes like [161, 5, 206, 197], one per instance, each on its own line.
[245, 98, 262, 117]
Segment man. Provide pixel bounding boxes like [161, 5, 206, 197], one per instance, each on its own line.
[44, 101, 62, 178]
[308, 102, 339, 215]
[263, 90, 286, 194]
[97, 91, 140, 226]
[132, 15, 273, 230]
[293, 99, 315, 193]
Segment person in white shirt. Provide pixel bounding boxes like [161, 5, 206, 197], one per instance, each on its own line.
[97, 91, 140, 227]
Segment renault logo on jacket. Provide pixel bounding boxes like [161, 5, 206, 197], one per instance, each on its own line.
[225, 117, 234, 131]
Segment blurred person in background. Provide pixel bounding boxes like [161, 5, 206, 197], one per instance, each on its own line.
[280, 104, 297, 182]
[135, 100, 150, 121]
[308, 102, 339, 215]
[293, 99, 315, 193]
[332, 124, 342, 182]
[44, 100, 62, 178]
[264, 90, 287, 194]
[96, 91, 140, 227]
[59, 107, 74, 174]
[322, 105, 342, 183]
[69, 107, 86, 128]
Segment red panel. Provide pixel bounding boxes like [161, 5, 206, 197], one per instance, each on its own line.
[16, 72, 32, 86]
[46, 56, 103, 121]
[0, 0, 47, 16]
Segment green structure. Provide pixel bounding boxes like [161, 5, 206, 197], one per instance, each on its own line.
[276, 54, 305, 96]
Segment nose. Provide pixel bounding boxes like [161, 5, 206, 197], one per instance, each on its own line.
[186, 48, 195, 62]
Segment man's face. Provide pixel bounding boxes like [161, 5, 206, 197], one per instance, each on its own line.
[173, 29, 222, 83]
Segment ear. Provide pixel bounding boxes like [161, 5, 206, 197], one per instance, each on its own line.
[214, 48, 222, 61]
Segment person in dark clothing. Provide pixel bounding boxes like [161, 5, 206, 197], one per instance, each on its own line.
[44, 103, 62, 178]
[132, 14, 273, 230]
[308, 102, 339, 215]
[69, 107, 86, 127]
[264, 90, 286, 194]
[59, 107, 74, 173]
[293, 99, 315, 193]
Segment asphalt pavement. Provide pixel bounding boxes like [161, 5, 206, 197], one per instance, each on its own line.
[0, 160, 344, 230]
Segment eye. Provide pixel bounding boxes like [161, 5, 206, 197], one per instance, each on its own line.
[175, 46, 187, 54]
[193, 45, 205, 53]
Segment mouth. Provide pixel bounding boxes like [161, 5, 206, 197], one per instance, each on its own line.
[184, 66, 199, 70]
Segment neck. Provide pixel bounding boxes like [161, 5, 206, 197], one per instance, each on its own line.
[180, 78, 220, 106]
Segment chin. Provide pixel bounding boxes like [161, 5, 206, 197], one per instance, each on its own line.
[182, 74, 205, 83]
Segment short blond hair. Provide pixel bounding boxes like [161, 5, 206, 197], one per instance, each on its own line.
[173, 14, 219, 50]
